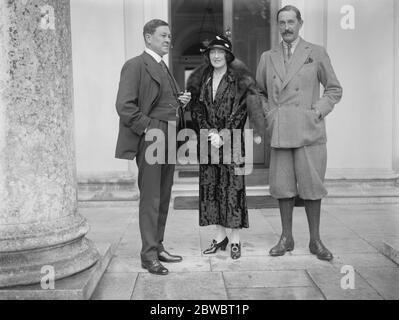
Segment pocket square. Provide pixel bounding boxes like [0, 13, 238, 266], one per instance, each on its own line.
[304, 57, 314, 64]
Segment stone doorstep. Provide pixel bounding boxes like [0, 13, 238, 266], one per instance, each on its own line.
[77, 168, 399, 204]
[174, 195, 279, 210]
[172, 184, 270, 197]
[0, 242, 114, 300]
[78, 190, 139, 202]
[381, 240, 399, 266]
[77, 172, 138, 202]
[171, 183, 399, 199]
[172, 182, 399, 209]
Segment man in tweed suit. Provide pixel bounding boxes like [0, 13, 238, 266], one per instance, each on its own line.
[256, 5, 342, 260]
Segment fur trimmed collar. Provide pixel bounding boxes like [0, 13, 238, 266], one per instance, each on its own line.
[186, 59, 255, 98]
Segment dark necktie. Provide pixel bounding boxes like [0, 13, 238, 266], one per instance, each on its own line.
[287, 43, 292, 60]
[159, 60, 179, 96]
[283, 42, 293, 69]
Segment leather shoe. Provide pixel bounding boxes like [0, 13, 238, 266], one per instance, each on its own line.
[269, 236, 294, 256]
[158, 250, 183, 263]
[203, 237, 229, 254]
[231, 243, 241, 260]
[141, 259, 169, 275]
[309, 239, 333, 261]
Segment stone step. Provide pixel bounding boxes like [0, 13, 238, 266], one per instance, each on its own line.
[174, 195, 279, 210]
[381, 240, 399, 266]
[77, 170, 399, 207]
[172, 184, 278, 209]
[171, 181, 399, 209]
[78, 172, 138, 202]
[78, 180, 399, 205]
[174, 166, 269, 186]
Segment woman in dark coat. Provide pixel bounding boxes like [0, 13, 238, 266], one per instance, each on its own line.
[186, 35, 265, 259]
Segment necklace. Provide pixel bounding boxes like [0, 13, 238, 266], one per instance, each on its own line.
[212, 71, 226, 101]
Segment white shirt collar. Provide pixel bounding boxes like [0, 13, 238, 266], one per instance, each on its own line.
[282, 36, 301, 53]
[145, 48, 163, 63]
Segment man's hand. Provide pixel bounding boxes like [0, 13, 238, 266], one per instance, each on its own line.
[178, 91, 192, 108]
[313, 109, 322, 122]
[208, 132, 224, 148]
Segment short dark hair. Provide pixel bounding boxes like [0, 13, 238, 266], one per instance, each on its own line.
[277, 5, 302, 22]
[203, 49, 235, 66]
[143, 19, 169, 39]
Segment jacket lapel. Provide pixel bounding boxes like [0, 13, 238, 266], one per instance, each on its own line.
[141, 52, 161, 85]
[281, 39, 312, 90]
[270, 45, 286, 82]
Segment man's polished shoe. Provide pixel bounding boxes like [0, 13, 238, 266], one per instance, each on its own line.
[141, 259, 169, 275]
[158, 250, 183, 263]
[203, 237, 229, 254]
[309, 239, 333, 261]
[269, 236, 294, 256]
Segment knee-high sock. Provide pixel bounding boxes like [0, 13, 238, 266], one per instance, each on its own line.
[278, 198, 295, 238]
[304, 199, 321, 242]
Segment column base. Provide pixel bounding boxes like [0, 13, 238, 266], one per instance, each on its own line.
[0, 237, 99, 288]
[0, 243, 112, 300]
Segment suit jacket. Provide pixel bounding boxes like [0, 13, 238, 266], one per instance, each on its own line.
[115, 52, 180, 160]
[256, 38, 343, 148]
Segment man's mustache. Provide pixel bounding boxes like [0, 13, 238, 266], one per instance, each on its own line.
[283, 31, 294, 35]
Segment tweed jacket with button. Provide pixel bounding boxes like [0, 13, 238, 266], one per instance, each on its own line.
[256, 38, 343, 148]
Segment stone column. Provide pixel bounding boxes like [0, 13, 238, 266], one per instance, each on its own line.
[0, 0, 99, 287]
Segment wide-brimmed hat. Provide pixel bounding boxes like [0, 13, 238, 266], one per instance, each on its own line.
[204, 35, 235, 60]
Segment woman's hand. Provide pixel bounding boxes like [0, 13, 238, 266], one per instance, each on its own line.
[254, 135, 262, 145]
[208, 132, 224, 148]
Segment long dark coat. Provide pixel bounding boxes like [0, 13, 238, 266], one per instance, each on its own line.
[187, 60, 265, 229]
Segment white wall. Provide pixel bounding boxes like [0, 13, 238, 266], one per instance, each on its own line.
[325, 0, 394, 170]
[70, 0, 397, 177]
[283, 0, 395, 171]
[71, 0, 127, 176]
[71, 0, 169, 178]
[124, 0, 169, 59]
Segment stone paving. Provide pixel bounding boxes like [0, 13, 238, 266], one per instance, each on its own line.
[80, 202, 399, 300]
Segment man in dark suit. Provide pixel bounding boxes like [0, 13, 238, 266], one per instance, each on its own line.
[256, 6, 342, 261]
[115, 19, 191, 275]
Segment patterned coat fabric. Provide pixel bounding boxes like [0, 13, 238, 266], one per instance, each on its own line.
[187, 60, 265, 229]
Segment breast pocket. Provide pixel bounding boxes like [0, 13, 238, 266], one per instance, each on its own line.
[300, 63, 318, 85]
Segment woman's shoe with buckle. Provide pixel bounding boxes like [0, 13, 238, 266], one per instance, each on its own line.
[231, 243, 241, 260]
[203, 237, 228, 254]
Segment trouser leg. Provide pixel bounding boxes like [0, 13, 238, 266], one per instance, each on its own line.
[136, 119, 174, 261]
[156, 162, 175, 252]
[136, 144, 162, 262]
